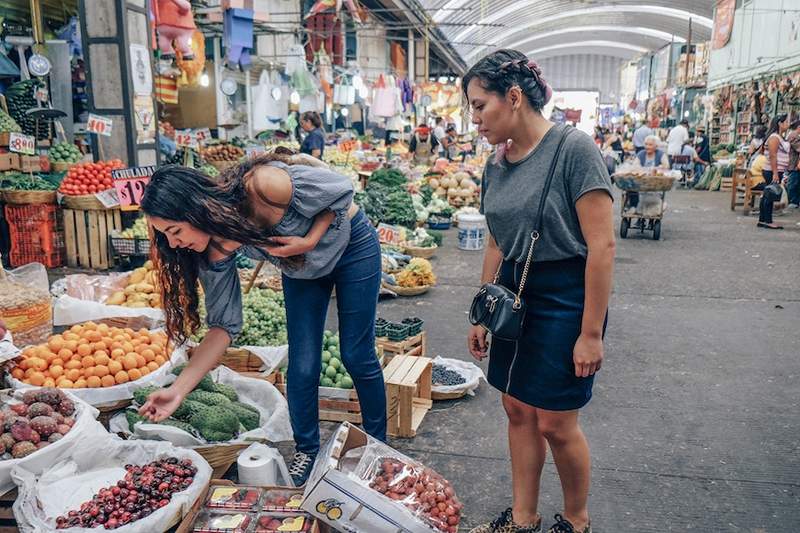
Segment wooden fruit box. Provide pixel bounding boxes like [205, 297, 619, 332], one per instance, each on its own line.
[376, 331, 427, 363]
[383, 354, 432, 438]
[62, 208, 122, 270]
[272, 347, 385, 424]
[0, 488, 17, 533]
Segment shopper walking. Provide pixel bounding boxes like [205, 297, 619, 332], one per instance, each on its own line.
[666, 119, 690, 163]
[632, 119, 652, 153]
[785, 119, 800, 208]
[464, 49, 614, 533]
[755, 114, 790, 229]
[299, 111, 326, 159]
[137, 152, 386, 486]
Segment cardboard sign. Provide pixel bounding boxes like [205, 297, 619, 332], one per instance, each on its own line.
[194, 127, 212, 144]
[87, 113, 113, 136]
[111, 166, 156, 211]
[175, 129, 198, 148]
[8, 132, 35, 155]
[339, 139, 358, 152]
[377, 223, 402, 244]
[94, 189, 121, 209]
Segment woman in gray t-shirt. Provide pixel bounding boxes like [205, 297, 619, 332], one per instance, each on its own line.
[137, 152, 385, 487]
[465, 50, 614, 533]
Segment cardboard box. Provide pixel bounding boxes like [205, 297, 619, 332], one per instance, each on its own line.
[301, 423, 434, 533]
[0, 152, 18, 171]
[19, 155, 42, 172]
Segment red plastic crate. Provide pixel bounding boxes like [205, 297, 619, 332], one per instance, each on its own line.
[5, 204, 65, 267]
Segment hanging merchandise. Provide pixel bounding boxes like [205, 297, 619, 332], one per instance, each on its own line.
[252, 70, 289, 132]
[154, 0, 196, 76]
[251, 70, 272, 132]
[306, 0, 364, 23]
[399, 77, 413, 111]
[334, 79, 356, 106]
[56, 17, 83, 58]
[155, 75, 179, 104]
[175, 30, 205, 86]
[316, 45, 334, 102]
[224, 8, 254, 70]
[286, 44, 317, 97]
[372, 74, 397, 118]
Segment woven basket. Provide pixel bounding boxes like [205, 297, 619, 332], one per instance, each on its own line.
[1, 189, 57, 205]
[613, 174, 675, 192]
[51, 161, 75, 173]
[403, 244, 437, 259]
[96, 399, 133, 429]
[194, 443, 251, 479]
[97, 315, 162, 331]
[209, 160, 237, 173]
[220, 347, 265, 373]
[382, 281, 431, 296]
[62, 193, 109, 210]
[432, 389, 469, 401]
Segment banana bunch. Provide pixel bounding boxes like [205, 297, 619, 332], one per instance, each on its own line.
[106, 260, 161, 308]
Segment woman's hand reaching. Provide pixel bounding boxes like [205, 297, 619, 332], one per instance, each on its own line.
[138, 387, 186, 422]
[264, 236, 314, 257]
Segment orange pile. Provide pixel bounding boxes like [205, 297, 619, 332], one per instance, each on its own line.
[12, 322, 171, 389]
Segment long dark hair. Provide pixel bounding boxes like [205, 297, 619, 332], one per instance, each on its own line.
[141, 153, 300, 345]
[301, 111, 323, 129]
[462, 49, 552, 112]
[759, 113, 789, 153]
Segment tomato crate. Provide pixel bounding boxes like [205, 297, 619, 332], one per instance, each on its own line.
[5, 203, 65, 267]
[383, 354, 432, 438]
[62, 208, 122, 269]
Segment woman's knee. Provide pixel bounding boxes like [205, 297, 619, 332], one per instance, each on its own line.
[536, 411, 579, 445]
[502, 394, 537, 426]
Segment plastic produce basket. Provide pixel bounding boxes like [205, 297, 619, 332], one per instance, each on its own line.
[375, 318, 388, 337]
[427, 213, 452, 230]
[109, 234, 152, 257]
[386, 323, 409, 342]
[401, 317, 424, 336]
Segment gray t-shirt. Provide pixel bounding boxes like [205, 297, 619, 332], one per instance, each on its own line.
[480, 124, 612, 263]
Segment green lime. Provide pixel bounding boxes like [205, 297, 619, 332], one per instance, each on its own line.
[321, 377, 334, 387]
[325, 366, 338, 379]
[322, 350, 331, 363]
[340, 376, 354, 389]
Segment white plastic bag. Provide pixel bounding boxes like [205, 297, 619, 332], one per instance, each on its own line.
[53, 295, 164, 327]
[251, 70, 270, 132]
[109, 364, 293, 445]
[0, 390, 104, 496]
[431, 356, 484, 397]
[7, 344, 189, 407]
[239, 344, 288, 374]
[12, 436, 212, 533]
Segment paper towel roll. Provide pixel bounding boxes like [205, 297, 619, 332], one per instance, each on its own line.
[238, 450, 279, 486]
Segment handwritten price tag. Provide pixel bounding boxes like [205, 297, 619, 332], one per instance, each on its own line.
[8, 132, 35, 155]
[87, 113, 113, 136]
[111, 166, 155, 211]
[339, 139, 358, 152]
[377, 223, 402, 244]
[175, 129, 197, 148]
[194, 128, 211, 144]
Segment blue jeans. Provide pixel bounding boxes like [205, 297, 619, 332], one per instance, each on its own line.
[787, 170, 800, 205]
[282, 211, 386, 454]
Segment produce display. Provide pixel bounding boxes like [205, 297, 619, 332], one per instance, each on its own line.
[49, 142, 83, 164]
[426, 171, 478, 205]
[11, 323, 171, 389]
[202, 144, 244, 162]
[126, 364, 261, 442]
[0, 388, 77, 460]
[369, 168, 407, 189]
[105, 260, 160, 308]
[404, 228, 439, 249]
[58, 160, 126, 196]
[55, 457, 199, 529]
[191, 484, 311, 533]
[6, 79, 47, 139]
[207, 486, 262, 510]
[118, 217, 150, 240]
[194, 288, 287, 347]
[261, 490, 303, 512]
[366, 456, 462, 532]
[193, 511, 252, 533]
[0, 108, 21, 133]
[255, 513, 311, 532]
[0, 172, 59, 191]
[431, 364, 466, 387]
[395, 258, 436, 288]
[319, 331, 353, 389]
[0, 275, 52, 347]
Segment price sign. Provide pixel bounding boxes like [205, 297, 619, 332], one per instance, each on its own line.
[339, 139, 358, 152]
[112, 166, 156, 211]
[246, 145, 266, 158]
[194, 127, 211, 144]
[377, 223, 402, 244]
[8, 132, 35, 155]
[175, 129, 198, 148]
[87, 113, 113, 136]
[35, 86, 49, 102]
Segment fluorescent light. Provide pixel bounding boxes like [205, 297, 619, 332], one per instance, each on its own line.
[525, 41, 649, 57]
[290, 90, 300, 104]
[200, 72, 210, 87]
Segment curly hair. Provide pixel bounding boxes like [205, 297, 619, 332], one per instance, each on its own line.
[140, 152, 301, 345]
[462, 49, 553, 112]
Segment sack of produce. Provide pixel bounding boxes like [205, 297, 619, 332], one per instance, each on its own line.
[0, 262, 52, 347]
[12, 436, 211, 532]
[430, 356, 484, 398]
[0, 388, 103, 496]
[7, 323, 187, 406]
[111, 364, 292, 445]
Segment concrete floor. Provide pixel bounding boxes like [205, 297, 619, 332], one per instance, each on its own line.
[320, 189, 800, 532]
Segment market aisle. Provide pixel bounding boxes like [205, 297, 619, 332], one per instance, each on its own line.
[326, 190, 800, 531]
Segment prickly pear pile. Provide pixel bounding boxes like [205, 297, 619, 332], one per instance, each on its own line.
[0, 388, 76, 460]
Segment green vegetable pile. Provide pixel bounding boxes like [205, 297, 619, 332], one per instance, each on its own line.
[0, 108, 21, 133]
[236, 253, 255, 269]
[125, 364, 261, 442]
[369, 168, 407, 189]
[0, 172, 60, 191]
[6, 79, 48, 139]
[49, 142, 82, 163]
[194, 288, 287, 346]
[354, 169, 417, 228]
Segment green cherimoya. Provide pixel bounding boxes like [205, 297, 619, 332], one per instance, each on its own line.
[125, 410, 148, 432]
[159, 418, 197, 434]
[212, 382, 239, 402]
[174, 399, 213, 421]
[171, 364, 216, 392]
[190, 407, 240, 442]
[228, 402, 260, 431]
[186, 390, 232, 407]
[133, 385, 160, 407]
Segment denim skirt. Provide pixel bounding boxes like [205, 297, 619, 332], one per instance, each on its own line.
[487, 256, 604, 411]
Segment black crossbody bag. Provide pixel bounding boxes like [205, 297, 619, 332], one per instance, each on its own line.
[469, 126, 573, 341]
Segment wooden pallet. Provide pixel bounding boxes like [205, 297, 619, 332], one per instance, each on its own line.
[384, 355, 432, 438]
[0, 488, 17, 533]
[62, 208, 122, 270]
[377, 331, 427, 361]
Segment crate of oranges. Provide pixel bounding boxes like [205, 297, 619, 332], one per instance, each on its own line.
[7, 321, 182, 408]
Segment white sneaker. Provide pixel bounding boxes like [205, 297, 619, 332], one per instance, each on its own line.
[788, 203, 799, 209]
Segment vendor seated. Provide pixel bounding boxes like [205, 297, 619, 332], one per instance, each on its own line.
[628, 135, 669, 210]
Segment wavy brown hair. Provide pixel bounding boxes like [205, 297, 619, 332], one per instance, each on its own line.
[140, 152, 301, 345]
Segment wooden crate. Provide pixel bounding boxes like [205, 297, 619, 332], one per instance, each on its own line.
[383, 355, 432, 438]
[62, 208, 122, 269]
[720, 177, 733, 192]
[377, 331, 426, 362]
[0, 488, 16, 533]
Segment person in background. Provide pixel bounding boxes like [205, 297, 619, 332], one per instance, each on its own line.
[628, 135, 669, 212]
[676, 138, 708, 187]
[299, 111, 326, 159]
[443, 124, 459, 161]
[749, 152, 768, 190]
[666, 119, 690, 163]
[749, 125, 768, 162]
[594, 126, 605, 146]
[409, 124, 439, 164]
[784, 119, 800, 209]
[694, 125, 711, 168]
[433, 116, 447, 156]
[632, 119, 652, 154]
[603, 128, 625, 162]
[758, 113, 790, 229]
